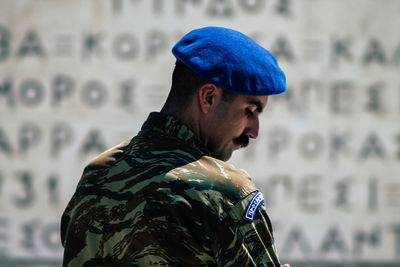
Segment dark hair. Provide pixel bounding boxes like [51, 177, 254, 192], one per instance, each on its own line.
[164, 61, 237, 110]
[221, 88, 237, 102]
[167, 60, 208, 106]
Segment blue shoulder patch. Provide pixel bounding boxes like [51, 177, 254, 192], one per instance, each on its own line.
[244, 191, 264, 222]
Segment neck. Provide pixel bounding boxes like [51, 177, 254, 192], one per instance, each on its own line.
[160, 104, 202, 141]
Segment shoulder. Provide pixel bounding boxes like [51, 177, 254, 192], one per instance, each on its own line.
[85, 138, 132, 169]
[167, 156, 258, 201]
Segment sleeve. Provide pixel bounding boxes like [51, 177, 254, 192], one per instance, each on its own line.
[214, 191, 281, 267]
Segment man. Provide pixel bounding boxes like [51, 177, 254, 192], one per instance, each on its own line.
[61, 26, 288, 266]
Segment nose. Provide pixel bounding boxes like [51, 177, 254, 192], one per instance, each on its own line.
[245, 116, 259, 139]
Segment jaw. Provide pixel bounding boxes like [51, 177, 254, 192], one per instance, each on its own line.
[209, 144, 234, 162]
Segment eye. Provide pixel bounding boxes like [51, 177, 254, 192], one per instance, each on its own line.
[245, 107, 254, 117]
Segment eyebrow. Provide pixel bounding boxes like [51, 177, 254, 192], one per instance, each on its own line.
[247, 100, 264, 113]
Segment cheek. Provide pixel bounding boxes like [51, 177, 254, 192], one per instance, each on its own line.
[230, 114, 247, 132]
[225, 121, 246, 139]
[213, 107, 247, 136]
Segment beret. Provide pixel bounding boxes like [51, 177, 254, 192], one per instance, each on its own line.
[172, 26, 286, 96]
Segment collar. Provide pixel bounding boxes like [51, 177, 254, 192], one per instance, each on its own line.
[141, 112, 210, 155]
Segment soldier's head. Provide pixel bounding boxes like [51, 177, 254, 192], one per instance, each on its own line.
[161, 27, 286, 161]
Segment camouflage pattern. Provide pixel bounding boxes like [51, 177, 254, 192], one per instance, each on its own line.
[61, 112, 281, 266]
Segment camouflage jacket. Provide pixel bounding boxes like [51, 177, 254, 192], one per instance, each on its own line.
[61, 112, 281, 267]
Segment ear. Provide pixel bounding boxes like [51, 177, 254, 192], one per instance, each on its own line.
[198, 83, 219, 114]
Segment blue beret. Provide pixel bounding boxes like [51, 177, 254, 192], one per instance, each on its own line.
[172, 26, 286, 96]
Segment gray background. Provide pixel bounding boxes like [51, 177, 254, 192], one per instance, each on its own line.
[0, 0, 399, 266]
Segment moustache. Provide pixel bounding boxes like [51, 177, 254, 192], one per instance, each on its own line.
[233, 135, 249, 148]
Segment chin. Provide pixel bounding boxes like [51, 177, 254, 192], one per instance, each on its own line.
[216, 151, 233, 162]
[209, 146, 234, 162]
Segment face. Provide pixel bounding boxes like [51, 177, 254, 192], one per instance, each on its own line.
[203, 92, 268, 161]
